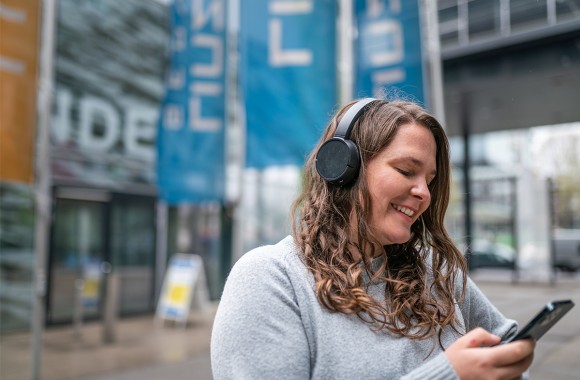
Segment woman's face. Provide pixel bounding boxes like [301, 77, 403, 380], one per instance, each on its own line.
[365, 122, 437, 246]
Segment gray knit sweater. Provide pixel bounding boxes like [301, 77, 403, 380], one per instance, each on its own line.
[211, 236, 517, 379]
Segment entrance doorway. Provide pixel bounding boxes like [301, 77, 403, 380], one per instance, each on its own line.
[47, 188, 156, 324]
[48, 196, 107, 323]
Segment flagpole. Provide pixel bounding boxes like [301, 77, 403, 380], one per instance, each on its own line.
[421, 0, 445, 124]
[226, 0, 246, 264]
[338, 0, 354, 104]
[32, 0, 57, 378]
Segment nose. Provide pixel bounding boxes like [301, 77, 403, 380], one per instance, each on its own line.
[411, 179, 431, 202]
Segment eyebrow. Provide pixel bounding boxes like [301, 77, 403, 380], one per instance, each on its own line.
[391, 156, 437, 176]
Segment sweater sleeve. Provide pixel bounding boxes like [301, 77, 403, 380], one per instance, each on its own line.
[401, 275, 520, 380]
[400, 352, 459, 380]
[459, 276, 518, 340]
[210, 248, 310, 380]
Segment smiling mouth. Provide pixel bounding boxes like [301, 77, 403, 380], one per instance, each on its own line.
[392, 204, 415, 218]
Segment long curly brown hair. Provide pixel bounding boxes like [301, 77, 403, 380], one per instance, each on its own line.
[291, 100, 467, 344]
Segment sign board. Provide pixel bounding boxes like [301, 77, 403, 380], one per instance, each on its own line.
[354, 0, 425, 103]
[241, 0, 338, 168]
[156, 0, 227, 202]
[50, 1, 166, 189]
[0, 0, 41, 183]
[81, 260, 102, 308]
[156, 254, 209, 324]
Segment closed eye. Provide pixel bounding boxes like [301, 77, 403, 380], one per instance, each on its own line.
[397, 168, 413, 177]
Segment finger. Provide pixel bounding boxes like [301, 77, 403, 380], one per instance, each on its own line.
[488, 339, 535, 367]
[458, 328, 501, 348]
[493, 351, 534, 380]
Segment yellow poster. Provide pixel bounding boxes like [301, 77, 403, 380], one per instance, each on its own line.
[0, 0, 41, 183]
[168, 284, 190, 306]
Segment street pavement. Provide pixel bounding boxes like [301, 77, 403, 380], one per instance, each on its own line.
[1, 270, 578, 380]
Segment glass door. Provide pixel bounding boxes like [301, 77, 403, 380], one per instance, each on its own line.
[110, 194, 156, 314]
[48, 198, 106, 323]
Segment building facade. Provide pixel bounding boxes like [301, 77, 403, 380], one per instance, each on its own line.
[1, 0, 579, 335]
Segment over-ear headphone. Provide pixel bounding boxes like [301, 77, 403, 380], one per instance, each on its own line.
[315, 98, 380, 186]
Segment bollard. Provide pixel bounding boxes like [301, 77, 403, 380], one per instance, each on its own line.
[102, 262, 120, 344]
[73, 277, 84, 338]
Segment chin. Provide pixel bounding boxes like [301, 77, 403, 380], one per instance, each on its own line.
[382, 234, 412, 246]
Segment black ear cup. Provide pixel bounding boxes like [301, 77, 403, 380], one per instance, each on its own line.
[315, 98, 379, 186]
[315, 138, 360, 185]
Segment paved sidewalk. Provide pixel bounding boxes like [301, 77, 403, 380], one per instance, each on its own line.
[1, 305, 216, 380]
[1, 272, 579, 380]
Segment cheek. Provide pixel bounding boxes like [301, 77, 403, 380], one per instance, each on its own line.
[420, 192, 434, 216]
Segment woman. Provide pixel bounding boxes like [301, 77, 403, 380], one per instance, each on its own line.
[211, 99, 534, 379]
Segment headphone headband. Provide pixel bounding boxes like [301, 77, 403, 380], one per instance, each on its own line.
[335, 98, 378, 138]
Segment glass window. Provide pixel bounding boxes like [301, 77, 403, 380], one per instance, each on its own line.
[0, 183, 35, 332]
[110, 197, 155, 267]
[511, 0, 548, 31]
[448, 123, 580, 272]
[110, 195, 156, 313]
[468, 0, 501, 40]
[439, 2, 460, 48]
[49, 199, 105, 323]
[168, 203, 225, 301]
[447, 136, 466, 244]
[556, 0, 580, 22]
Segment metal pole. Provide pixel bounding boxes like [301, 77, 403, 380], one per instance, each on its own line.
[102, 267, 119, 344]
[461, 92, 473, 271]
[421, 0, 446, 125]
[547, 178, 557, 285]
[458, 0, 469, 46]
[256, 170, 265, 246]
[226, 0, 246, 265]
[338, 0, 353, 103]
[32, 0, 57, 378]
[72, 278, 84, 338]
[499, 0, 511, 36]
[155, 200, 168, 301]
[510, 177, 520, 284]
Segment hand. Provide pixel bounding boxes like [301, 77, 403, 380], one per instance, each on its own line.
[445, 327, 535, 380]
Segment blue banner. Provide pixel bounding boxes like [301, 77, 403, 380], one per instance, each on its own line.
[157, 0, 227, 203]
[354, 0, 425, 104]
[241, 0, 337, 168]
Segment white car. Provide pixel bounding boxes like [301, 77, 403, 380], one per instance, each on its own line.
[553, 229, 580, 272]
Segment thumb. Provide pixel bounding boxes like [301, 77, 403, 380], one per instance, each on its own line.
[459, 328, 501, 348]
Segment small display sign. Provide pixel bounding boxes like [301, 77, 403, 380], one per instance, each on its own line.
[156, 254, 208, 323]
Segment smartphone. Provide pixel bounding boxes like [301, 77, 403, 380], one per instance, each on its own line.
[503, 299, 575, 343]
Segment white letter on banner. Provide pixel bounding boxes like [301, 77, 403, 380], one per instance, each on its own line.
[189, 0, 224, 132]
[193, 0, 224, 31]
[366, 0, 400, 16]
[163, 105, 183, 130]
[168, 68, 186, 90]
[190, 82, 222, 131]
[389, 0, 401, 13]
[173, 26, 187, 51]
[78, 96, 120, 152]
[125, 106, 157, 161]
[190, 34, 223, 77]
[368, 20, 403, 67]
[52, 88, 73, 144]
[268, 0, 313, 67]
[366, 0, 383, 18]
[367, 0, 401, 18]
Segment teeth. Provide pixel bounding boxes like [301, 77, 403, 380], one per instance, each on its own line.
[393, 204, 415, 217]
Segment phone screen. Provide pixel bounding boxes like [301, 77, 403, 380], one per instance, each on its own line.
[503, 299, 575, 343]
